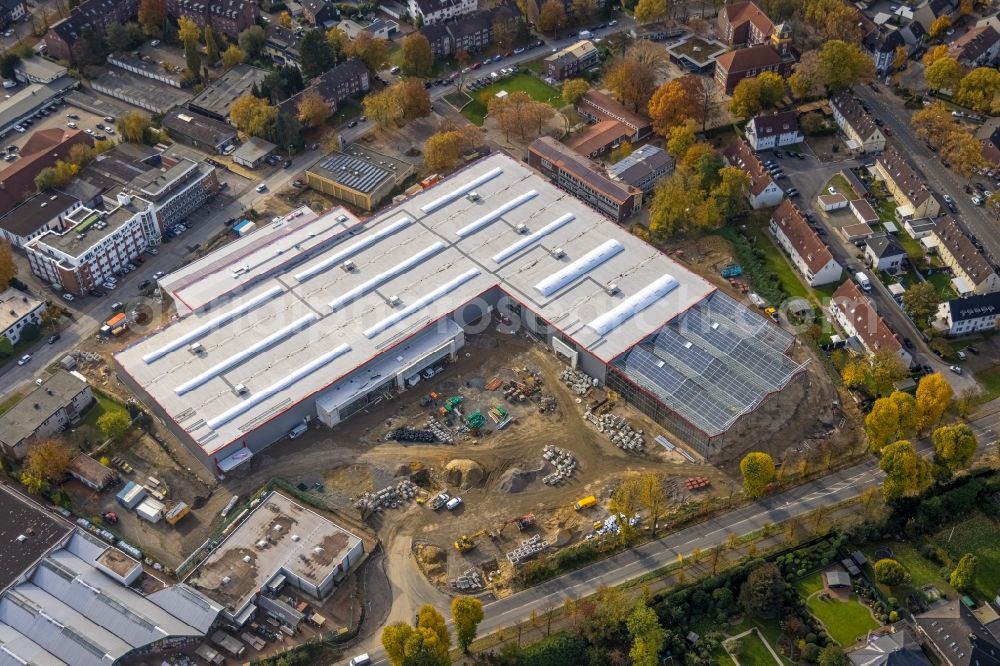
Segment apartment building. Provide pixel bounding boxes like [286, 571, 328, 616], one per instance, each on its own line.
[606, 144, 674, 194]
[419, 22, 453, 59]
[279, 59, 370, 117]
[43, 0, 140, 62]
[566, 120, 631, 159]
[128, 157, 219, 231]
[830, 93, 886, 153]
[301, 0, 340, 26]
[930, 216, 1000, 296]
[714, 44, 785, 94]
[0, 128, 92, 216]
[936, 292, 1000, 336]
[722, 139, 783, 209]
[831, 279, 912, 367]
[0, 190, 82, 248]
[576, 91, 652, 141]
[875, 147, 940, 220]
[25, 194, 158, 295]
[864, 235, 907, 272]
[164, 0, 258, 38]
[545, 40, 599, 80]
[408, 0, 477, 25]
[745, 111, 802, 151]
[446, 10, 491, 54]
[717, 0, 774, 46]
[0, 286, 45, 346]
[769, 200, 842, 286]
[948, 25, 1000, 67]
[0, 370, 92, 460]
[528, 136, 640, 223]
[0, 0, 26, 29]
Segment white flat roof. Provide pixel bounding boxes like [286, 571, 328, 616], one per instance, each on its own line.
[116, 154, 714, 455]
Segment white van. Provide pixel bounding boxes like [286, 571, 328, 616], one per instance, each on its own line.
[854, 271, 871, 291]
[349, 655, 371, 666]
[578, 29, 592, 39]
[288, 423, 308, 439]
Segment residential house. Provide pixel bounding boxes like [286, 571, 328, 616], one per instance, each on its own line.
[0, 190, 82, 248]
[916, 599, 1000, 666]
[301, 0, 340, 27]
[717, 0, 774, 46]
[769, 200, 843, 286]
[12, 57, 66, 85]
[278, 59, 370, 118]
[864, 23, 926, 74]
[528, 136, 641, 223]
[0, 370, 92, 460]
[606, 144, 674, 194]
[864, 235, 907, 272]
[722, 138, 783, 209]
[0, 0, 27, 29]
[904, 218, 936, 239]
[576, 91, 652, 141]
[419, 23, 453, 59]
[830, 92, 886, 153]
[446, 10, 491, 54]
[265, 25, 303, 66]
[948, 25, 1000, 67]
[831, 280, 912, 366]
[565, 120, 631, 159]
[936, 291, 1000, 336]
[67, 453, 118, 491]
[407, 0, 477, 25]
[875, 147, 940, 219]
[913, 0, 959, 32]
[847, 629, 932, 666]
[930, 216, 1000, 295]
[0, 287, 45, 346]
[544, 40, 600, 80]
[850, 198, 879, 226]
[43, 0, 140, 62]
[365, 19, 398, 39]
[0, 128, 93, 216]
[745, 111, 803, 151]
[164, 0, 258, 39]
[713, 43, 785, 95]
[162, 109, 238, 154]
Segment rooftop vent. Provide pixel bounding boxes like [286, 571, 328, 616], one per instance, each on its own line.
[255, 540, 268, 549]
[515, 223, 528, 234]
[605, 283, 619, 296]
[550, 247, 565, 259]
[291, 534, 300, 541]
[221, 576, 231, 584]
[387, 294, 401, 306]
[342, 260, 356, 271]
[466, 191, 480, 201]
[188, 342, 204, 354]
[243, 555, 252, 563]
[233, 383, 247, 395]
[16, 534, 26, 542]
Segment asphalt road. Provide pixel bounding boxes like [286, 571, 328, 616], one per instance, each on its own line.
[0, 143, 323, 396]
[344, 405, 998, 665]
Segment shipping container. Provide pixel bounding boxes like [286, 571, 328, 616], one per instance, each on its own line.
[136, 498, 164, 523]
[116, 481, 147, 509]
[165, 502, 190, 525]
[106, 313, 126, 327]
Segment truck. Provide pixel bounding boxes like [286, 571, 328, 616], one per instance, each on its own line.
[748, 292, 766, 308]
[854, 271, 871, 291]
[105, 312, 128, 336]
[574, 495, 597, 510]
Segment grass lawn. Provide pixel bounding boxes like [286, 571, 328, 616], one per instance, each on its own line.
[387, 43, 402, 68]
[333, 99, 362, 124]
[729, 631, 781, 666]
[874, 197, 897, 223]
[931, 512, 1000, 600]
[796, 573, 879, 647]
[927, 271, 958, 301]
[974, 365, 1000, 400]
[895, 228, 924, 260]
[82, 392, 128, 431]
[826, 174, 853, 196]
[460, 73, 561, 125]
[864, 541, 955, 603]
[759, 234, 814, 302]
[0, 391, 23, 417]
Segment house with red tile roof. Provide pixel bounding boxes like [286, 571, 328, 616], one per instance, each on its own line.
[0, 128, 93, 216]
[830, 280, 912, 366]
[722, 138, 783, 209]
[769, 200, 842, 286]
[717, 0, 774, 47]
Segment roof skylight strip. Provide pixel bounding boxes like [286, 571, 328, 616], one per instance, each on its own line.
[174, 313, 319, 395]
[491, 212, 575, 263]
[587, 275, 678, 336]
[206, 343, 352, 429]
[455, 190, 538, 238]
[363, 268, 481, 339]
[328, 242, 446, 311]
[534, 239, 624, 297]
[141, 286, 284, 364]
[293, 217, 412, 282]
[420, 166, 503, 214]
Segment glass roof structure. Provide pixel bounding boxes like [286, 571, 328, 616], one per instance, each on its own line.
[613, 291, 806, 437]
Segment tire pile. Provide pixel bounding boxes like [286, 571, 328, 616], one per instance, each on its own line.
[390, 428, 438, 443]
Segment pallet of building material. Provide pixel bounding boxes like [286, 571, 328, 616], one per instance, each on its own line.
[506, 534, 546, 566]
[449, 568, 484, 590]
[484, 377, 504, 391]
[684, 476, 710, 490]
[559, 368, 594, 396]
[466, 411, 485, 429]
[654, 435, 676, 451]
[354, 479, 420, 514]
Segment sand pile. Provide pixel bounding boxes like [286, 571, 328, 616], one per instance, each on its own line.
[445, 459, 485, 489]
[497, 460, 545, 493]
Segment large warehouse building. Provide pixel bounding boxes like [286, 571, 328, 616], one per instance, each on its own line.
[115, 153, 806, 473]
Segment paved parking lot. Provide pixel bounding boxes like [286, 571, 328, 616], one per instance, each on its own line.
[3, 101, 115, 154]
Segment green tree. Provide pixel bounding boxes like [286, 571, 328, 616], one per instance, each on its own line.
[0, 52, 19, 80]
[634, 0, 667, 24]
[818, 39, 874, 91]
[401, 32, 433, 78]
[97, 411, 130, 441]
[451, 597, 484, 653]
[666, 120, 697, 159]
[204, 25, 220, 64]
[0, 337, 12, 357]
[932, 423, 977, 470]
[712, 165, 752, 218]
[873, 558, 908, 585]
[561, 78, 589, 106]
[902, 281, 939, 324]
[740, 452, 776, 498]
[138, 0, 166, 35]
[880, 440, 931, 501]
[626, 604, 665, 666]
[636, 472, 667, 533]
[604, 56, 656, 113]
[739, 562, 784, 619]
[221, 44, 246, 69]
[299, 28, 335, 79]
[818, 645, 850, 666]
[950, 553, 977, 591]
[608, 141, 633, 163]
[929, 15, 952, 38]
[381, 605, 452, 666]
[537, 0, 567, 36]
[346, 32, 390, 72]
[238, 25, 266, 59]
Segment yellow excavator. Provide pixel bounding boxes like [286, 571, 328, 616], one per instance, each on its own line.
[454, 529, 488, 551]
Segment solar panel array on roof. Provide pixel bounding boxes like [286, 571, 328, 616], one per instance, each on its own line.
[614, 291, 805, 437]
[316, 152, 393, 194]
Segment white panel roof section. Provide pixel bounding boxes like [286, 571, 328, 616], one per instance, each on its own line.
[115, 153, 715, 458]
[0, 622, 67, 666]
[455, 190, 538, 238]
[587, 275, 679, 336]
[534, 240, 625, 297]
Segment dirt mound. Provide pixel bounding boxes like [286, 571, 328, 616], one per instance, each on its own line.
[497, 460, 545, 493]
[445, 459, 484, 489]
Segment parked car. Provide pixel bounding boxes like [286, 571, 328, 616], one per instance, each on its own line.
[47, 333, 61, 344]
[62, 293, 74, 301]
[17, 354, 31, 366]
[949, 365, 962, 375]
[153, 271, 165, 279]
